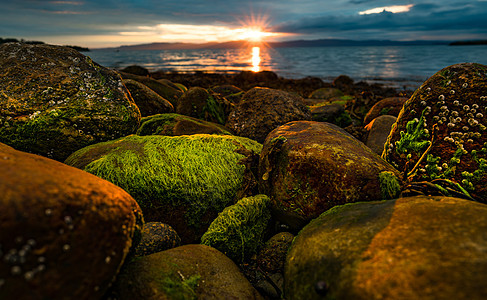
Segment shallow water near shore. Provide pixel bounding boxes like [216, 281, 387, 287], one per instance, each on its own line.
[87, 45, 487, 90]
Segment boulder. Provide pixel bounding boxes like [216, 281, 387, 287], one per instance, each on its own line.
[120, 65, 149, 76]
[365, 115, 397, 155]
[176, 87, 230, 125]
[0, 43, 140, 161]
[363, 97, 407, 125]
[308, 87, 344, 100]
[64, 134, 262, 243]
[0, 143, 143, 299]
[382, 63, 487, 202]
[112, 244, 263, 299]
[136, 113, 232, 136]
[226, 87, 311, 143]
[119, 72, 183, 107]
[285, 196, 487, 300]
[309, 103, 352, 127]
[259, 121, 401, 229]
[211, 84, 244, 104]
[134, 222, 181, 257]
[201, 195, 271, 263]
[123, 79, 174, 116]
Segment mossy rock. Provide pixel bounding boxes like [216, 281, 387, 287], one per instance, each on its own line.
[226, 87, 312, 143]
[382, 63, 487, 202]
[136, 113, 232, 136]
[112, 244, 263, 299]
[123, 79, 174, 116]
[176, 87, 230, 125]
[0, 143, 143, 299]
[308, 87, 344, 100]
[0, 43, 141, 161]
[120, 72, 183, 107]
[285, 196, 487, 300]
[64, 134, 263, 243]
[210, 85, 245, 104]
[201, 195, 271, 263]
[309, 103, 352, 127]
[259, 121, 401, 230]
[134, 222, 181, 257]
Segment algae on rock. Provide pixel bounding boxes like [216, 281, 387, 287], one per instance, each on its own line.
[64, 134, 262, 243]
[201, 195, 271, 263]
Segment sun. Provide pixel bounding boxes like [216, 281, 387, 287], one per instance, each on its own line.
[235, 12, 281, 44]
[238, 27, 272, 42]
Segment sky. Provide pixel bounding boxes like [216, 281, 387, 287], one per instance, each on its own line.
[1, 0, 487, 48]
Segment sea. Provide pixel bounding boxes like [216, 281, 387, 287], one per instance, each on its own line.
[85, 45, 487, 90]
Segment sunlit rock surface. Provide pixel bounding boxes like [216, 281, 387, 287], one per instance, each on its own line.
[0, 143, 143, 299]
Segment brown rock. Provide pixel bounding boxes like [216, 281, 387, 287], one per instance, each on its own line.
[226, 87, 311, 143]
[285, 196, 487, 300]
[365, 115, 397, 155]
[259, 121, 401, 229]
[134, 222, 180, 257]
[363, 97, 407, 125]
[0, 143, 143, 300]
[123, 79, 174, 116]
[113, 244, 264, 299]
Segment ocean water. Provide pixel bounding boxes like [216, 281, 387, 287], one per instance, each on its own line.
[86, 45, 487, 90]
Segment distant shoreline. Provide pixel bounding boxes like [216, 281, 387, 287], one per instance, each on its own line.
[449, 40, 487, 46]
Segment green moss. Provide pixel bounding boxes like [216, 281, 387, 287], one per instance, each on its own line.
[395, 109, 430, 155]
[158, 273, 201, 300]
[379, 171, 401, 199]
[136, 113, 232, 136]
[65, 134, 262, 228]
[379, 107, 392, 115]
[201, 195, 271, 263]
[203, 94, 226, 125]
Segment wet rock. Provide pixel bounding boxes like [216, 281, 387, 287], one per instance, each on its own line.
[64, 134, 262, 244]
[136, 113, 232, 136]
[257, 232, 294, 275]
[119, 72, 183, 107]
[363, 97, 407, 125]
[365, 115, 397, 155]
[176, 87, 231, 125]
[259, 121, 401, 229]
[310, 103, 352, 128]
[211, 84, 244, 104]
[382, 63, 487, 202]
[285, 196, 487, 300]
[134, 222, 181, 257]
[201, 195, 271, 263]
[0, 143, 143, 300]
[0, 43, 140, 161]
[123, 79, 174, 116]
[332, 75, 354, 92]
[113, 244, 263, 299]
[120, 65, 149, 77]
[308, 87, 345, 100]
[226, 87, 311, 143]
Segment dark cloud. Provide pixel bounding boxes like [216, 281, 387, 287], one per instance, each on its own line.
[275, 2, 487, 39]
[0, 0, 486, 45]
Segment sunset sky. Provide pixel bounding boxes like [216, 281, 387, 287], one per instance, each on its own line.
[1, 0, 486, 48]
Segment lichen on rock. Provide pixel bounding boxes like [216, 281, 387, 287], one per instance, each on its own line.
[0, 43, 140, 161]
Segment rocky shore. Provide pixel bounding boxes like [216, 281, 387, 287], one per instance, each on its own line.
[1, 42, 487, 300]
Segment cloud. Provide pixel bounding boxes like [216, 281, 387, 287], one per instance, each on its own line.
[275, 2, 487, 40]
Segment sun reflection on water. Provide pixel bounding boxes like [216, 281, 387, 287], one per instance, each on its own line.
[251, 46, 261, 72]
